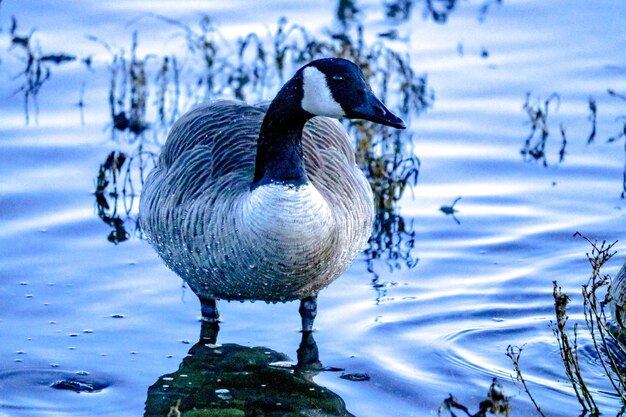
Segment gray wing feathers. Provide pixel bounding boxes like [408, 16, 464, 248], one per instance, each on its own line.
[159, 101, 262, 183]
[140, 100, 373, 300]
[149, 100, 360, 207]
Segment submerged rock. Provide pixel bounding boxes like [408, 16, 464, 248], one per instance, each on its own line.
[50, 377, 107, 393]
[144, 325, 353, 417]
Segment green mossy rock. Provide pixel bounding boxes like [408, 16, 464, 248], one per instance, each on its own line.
[145, 330, 353, 417]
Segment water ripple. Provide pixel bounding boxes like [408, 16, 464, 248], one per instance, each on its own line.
[0, 368, 117, 416]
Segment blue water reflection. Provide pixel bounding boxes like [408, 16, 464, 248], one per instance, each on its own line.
[1, 0, 625, 416]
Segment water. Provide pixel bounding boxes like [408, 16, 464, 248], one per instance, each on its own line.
[1, 0, 625, 416]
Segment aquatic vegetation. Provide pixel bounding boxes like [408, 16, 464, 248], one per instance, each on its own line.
[551, 281, 599, 414]
[87, 32, 153, 139]
[509, 234, 626, 416]
[94, 151, 130, 244]
[2, 1, 625, 416]
[520, 93, 566, 167]
[362, 128, 421, 286]
[521, 93, 601, 166]
[94, 10, 430, 139]
[94, 148, 157, 243]
[383, 0, 502, 23]
[438, 378, 510, 416]
[506, 346, 545, 417]
[317, 7, 428, 280]
[6, 16, 78, 124]
[521, 91, 626, 198]
[587, 96, 597, 144]
[575, 235, 625, 406]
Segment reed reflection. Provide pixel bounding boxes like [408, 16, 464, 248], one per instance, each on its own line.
[94, 149, 156, 243]
[7, 16, 81, 124]
[519, 93, 566, 167]
[519, 91, 626, 198]
[382, 0, 502, 23]
[144, 322, 353, 417]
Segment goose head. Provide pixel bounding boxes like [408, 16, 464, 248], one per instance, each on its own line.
[299, 58, 406, 129]
[253, 58, 406, 187]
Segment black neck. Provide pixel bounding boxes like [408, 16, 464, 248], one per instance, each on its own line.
[252, 75, 313, 188]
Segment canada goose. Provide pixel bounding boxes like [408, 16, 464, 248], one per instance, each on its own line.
[139, 58, 405, 331]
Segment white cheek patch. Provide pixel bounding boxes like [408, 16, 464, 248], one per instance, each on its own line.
[301, 66, 345, 118]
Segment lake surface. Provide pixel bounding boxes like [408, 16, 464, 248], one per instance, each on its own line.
[1, 0, 625, 416]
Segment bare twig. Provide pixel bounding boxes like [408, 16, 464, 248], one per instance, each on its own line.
[506, 345, 546, 417]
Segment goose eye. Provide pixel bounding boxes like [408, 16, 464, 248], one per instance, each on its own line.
[332, 75, 344, 82]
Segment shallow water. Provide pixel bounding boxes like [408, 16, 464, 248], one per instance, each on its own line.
[1, 1, 625, 416]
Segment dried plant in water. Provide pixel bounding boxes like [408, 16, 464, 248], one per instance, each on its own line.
[506, 345, 546, 417]
[508, 232, 626, 415]
[520, 92, 564, 167]
[438, 378, 510, 417]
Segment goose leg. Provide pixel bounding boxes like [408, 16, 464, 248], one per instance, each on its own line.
[199, 320, 220, 345]
[299, 295, 317, 332]
[199, 297, 220, 323]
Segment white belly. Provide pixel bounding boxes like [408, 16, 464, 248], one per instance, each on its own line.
[147, 180, 370, 302]
[242, 183, 334, 255]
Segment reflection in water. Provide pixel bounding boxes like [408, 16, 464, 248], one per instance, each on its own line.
[104, 32, 151, 137]
[520, 93, 566, 167]
[361, 127, 420, 288]
[94, 149, 157, 243]
[383, 0, 502, 24]
[145, 323, 353, 417]
[520, 90, 626, 198]
[385, 0, 457, 23]
[94, 151, 130, 243]
[3, 1, 626, 416]
[7, 16, 80, 124]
